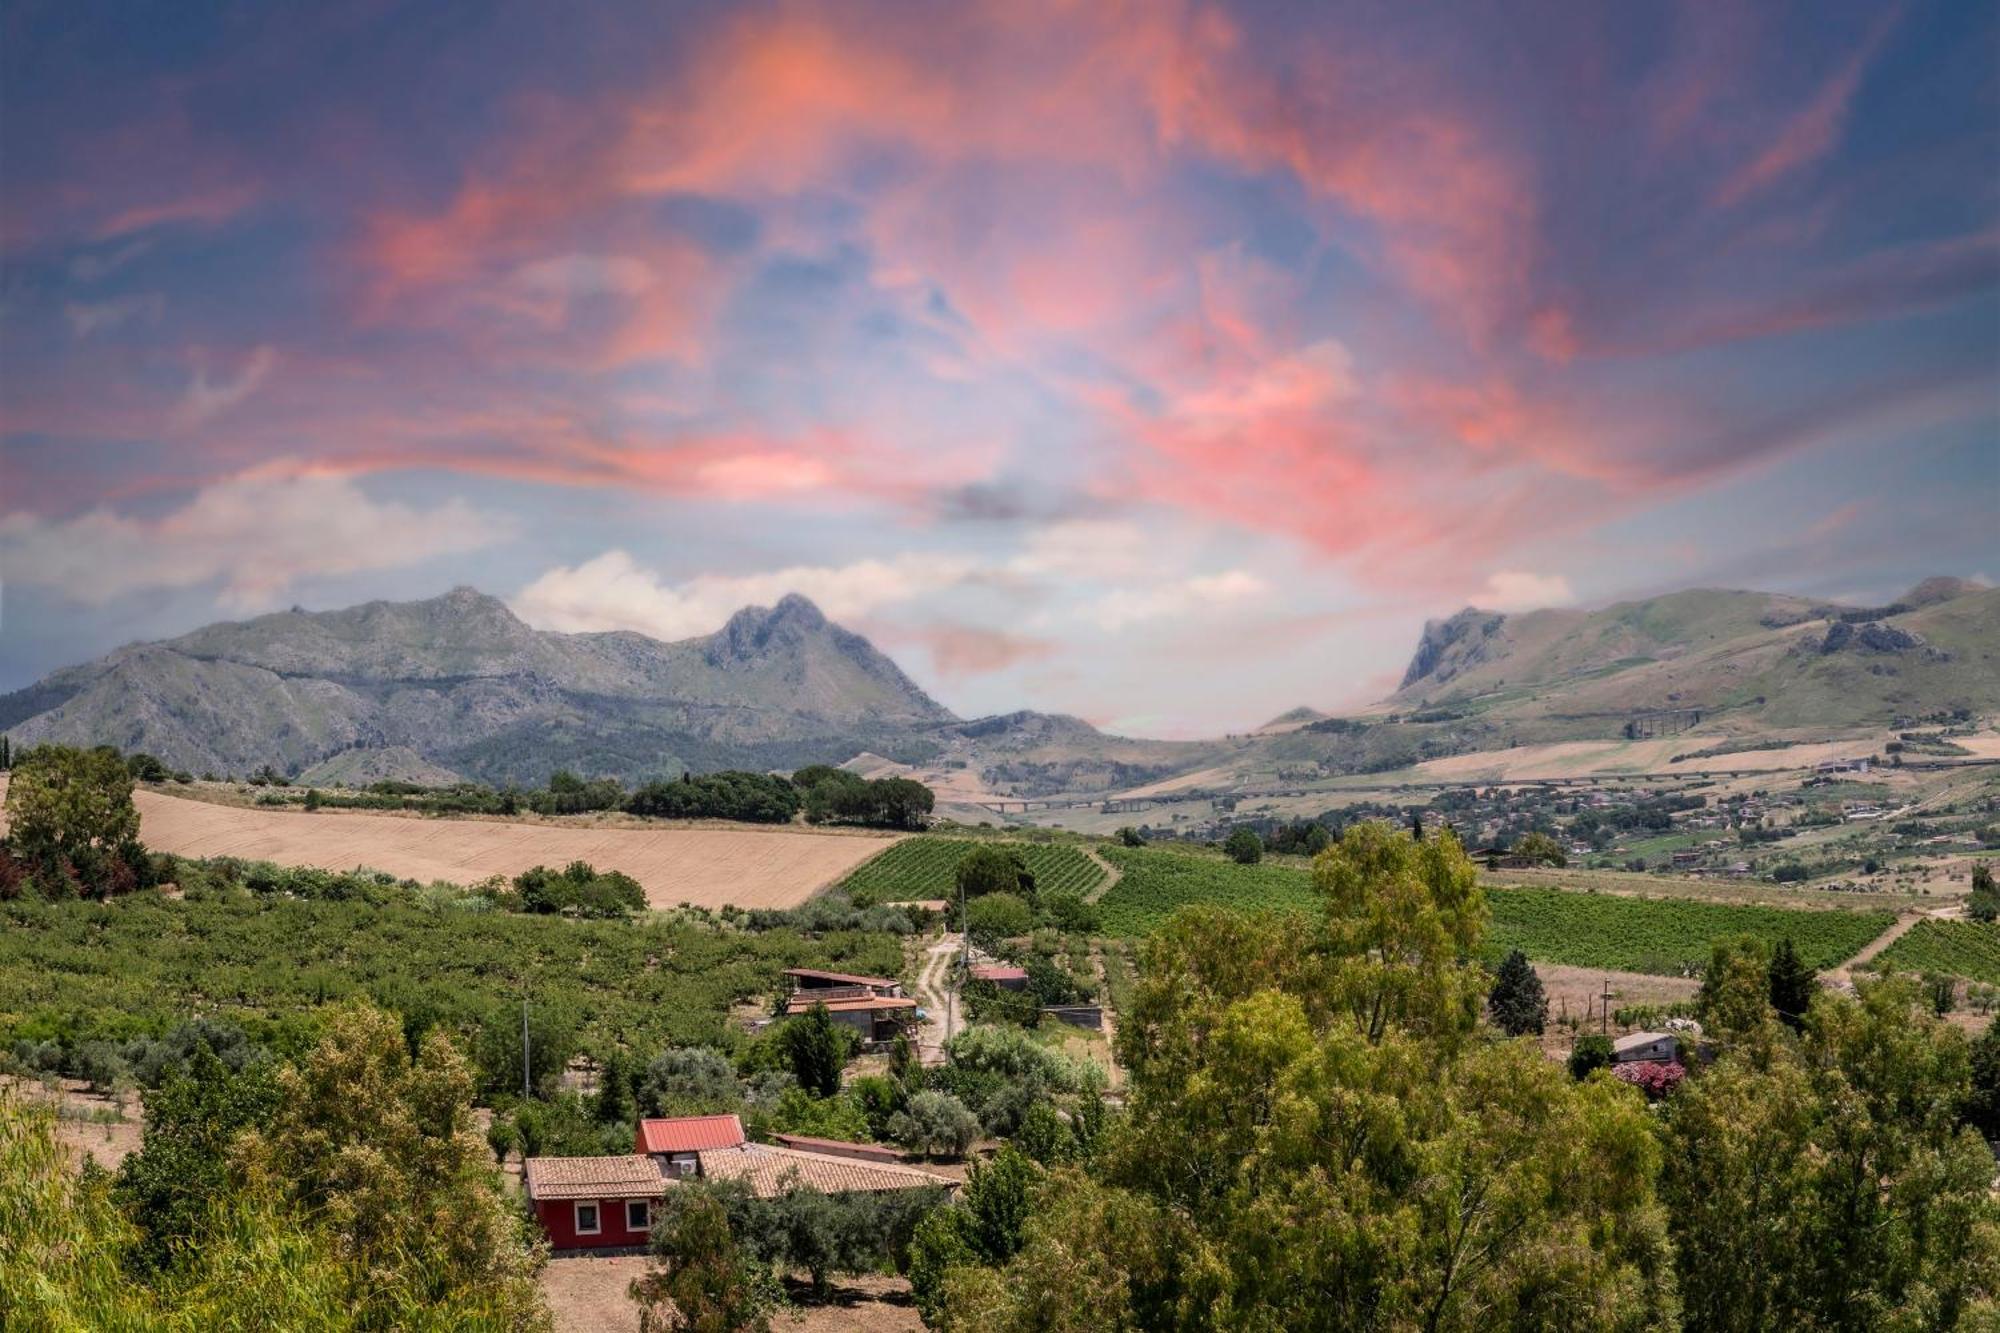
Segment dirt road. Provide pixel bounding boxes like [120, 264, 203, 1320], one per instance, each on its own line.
[913, 934, 965, 1064]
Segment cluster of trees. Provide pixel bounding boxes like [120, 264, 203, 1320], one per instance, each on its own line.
[2, 1003, 547, 1327]
[501, 861, 647, 918]
[1970, 862, 1998, 923]
[953, 845, 1099, 950]
[0, 744, 156, 900]
[791, 765, 934, 829]
[904, 823, 2000, 1330]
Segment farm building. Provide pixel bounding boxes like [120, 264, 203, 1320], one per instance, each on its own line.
[1611, 1031, 1680, 1064]
[524, 1155, 665, 1250]
[526, 1113, 954, 1251]
[695, 1142, 958, 1199]
[637, 1112, 747, 1177]
[783, 990, 920, 1041]
[783, 966, 903, 998]
[969, 963, 1028, 990]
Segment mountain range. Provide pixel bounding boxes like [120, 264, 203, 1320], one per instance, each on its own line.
[1, 577, 1993, 795]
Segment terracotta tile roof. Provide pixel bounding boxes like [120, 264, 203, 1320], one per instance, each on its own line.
[696, 1144, 959, 1199]
[783, 994, 918, 1015]
[772, 1133, 909, 1163]
[637, 1114, 747, 1154]
[524, 1155, 665, 1201]
[783, 967, 899, 988]
[970, 964, 1027, 981]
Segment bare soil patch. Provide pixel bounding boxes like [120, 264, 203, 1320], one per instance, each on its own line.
[1, 1076, 145, 1171]
[108, 786, 899, 911]
[539, 1257, 922, 1333]
[1533, 964, 1700, 1051]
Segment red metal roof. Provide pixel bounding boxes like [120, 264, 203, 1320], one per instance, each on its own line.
[783, 967, 899, 988]
[636, 1114, 746, 1155]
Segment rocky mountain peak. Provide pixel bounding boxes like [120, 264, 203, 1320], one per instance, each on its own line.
[1400, 608, 1509, 690]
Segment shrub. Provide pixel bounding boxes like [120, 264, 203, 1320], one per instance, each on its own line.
[1224, 827, 1263, 865]
[1568, 1034, 1613, 1080]
[965, 893, 1033, 944]
[1611, 1059, 1685, 1100]
[890, 1089, 980, 1157]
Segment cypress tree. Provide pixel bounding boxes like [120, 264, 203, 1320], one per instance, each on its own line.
[1489, 949, 1548, 1036]
[1767, 936, 1815, 1031]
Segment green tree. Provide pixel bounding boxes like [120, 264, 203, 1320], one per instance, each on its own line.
[1568, 1032, 1614, 1079]
[1512, 830, 1567, 867]
[594, 1049, 637, 1126]
[781, 1003, 854, 1098]
[115, 1043, 281, 1271]
[1662, 979, 2000, 1330]
[634, 1184, 774, 1333]
[1116, 826, 1146, 847]
[235, 1002, 545, 1321]
[965, 892, 1033, 943]
[956, 845, 1035, 901]
[1487, 948, 1548, 1036]
[1224, 826, 1263, 865]
[890, 1089, 980, 1158]
[1970, 863, 1999, 923]
[641, 1045, 742, 1116]
[4, 744, 142, 895]
[1766, 936, 1816, 1031]
[1697, 934, 1777, 1049]
[474, 1000, 577, 1098]
[1965, 1019, 2000, 1140]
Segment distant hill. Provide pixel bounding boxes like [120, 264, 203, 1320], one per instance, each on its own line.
[4, 576, 1992, 796]
[1393, 580, 1997, 735]
[0, 589, 958, 784]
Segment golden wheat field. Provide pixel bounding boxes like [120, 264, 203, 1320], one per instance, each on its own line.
[0, 776, 897, 910]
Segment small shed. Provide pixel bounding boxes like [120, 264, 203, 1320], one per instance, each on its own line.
[970, 964, 1029, 991]
[1611, 1031, 1679, 1065]
[784, 992, 919, 1041]
[783, 967, 902, 998]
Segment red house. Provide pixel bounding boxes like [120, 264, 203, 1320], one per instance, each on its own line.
[523, 1155, 666, 1251]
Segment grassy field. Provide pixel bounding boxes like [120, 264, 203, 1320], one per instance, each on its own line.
[1876, 921, 2000, 984]
[840, 836, 1106, 904]
[1096, 844, 1894, 975]
[0, 889, 905, 1053]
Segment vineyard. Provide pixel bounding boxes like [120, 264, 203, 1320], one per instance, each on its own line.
[1485, 889, 1892, 975]
[1095, 845, 1894, 976]
[1095, 845, 1316, 936]
[840, 836, 1107, 904]
[1875, 921, 2000, 984]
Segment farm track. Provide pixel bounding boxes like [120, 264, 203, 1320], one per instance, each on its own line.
[0, 779, 900, 911]
[1082, 847, 1122, 904]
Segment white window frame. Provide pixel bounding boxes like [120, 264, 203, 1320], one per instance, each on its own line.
[574, 1200, 601, 1235]
[626, 1199, 651, 1232]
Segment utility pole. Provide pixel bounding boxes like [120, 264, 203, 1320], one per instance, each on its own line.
[522, 998, 532, 1100]
[1601, 977, 1611, 1037]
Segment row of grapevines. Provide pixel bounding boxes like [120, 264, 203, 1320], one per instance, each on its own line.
[1095, 845, 1892, 975]
[1876, 921, 2000, 984]
[1485, 889, 1891, 974]
[840, 836, 1105, 904]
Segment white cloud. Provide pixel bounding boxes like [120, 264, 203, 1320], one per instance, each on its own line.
[1008, 519, 1152, 580]
[1476, 570, 1576, 611]
[176, 345, 277, 426]
[0, 467, 504, 611]
[511, 549, 980, 640]
[1086, 569, 1269, 630]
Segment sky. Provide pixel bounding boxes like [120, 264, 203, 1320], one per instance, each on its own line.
[1, 0, 1995, 737]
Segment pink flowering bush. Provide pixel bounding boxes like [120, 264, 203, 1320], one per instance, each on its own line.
[1612, 1059, 1686, 1101]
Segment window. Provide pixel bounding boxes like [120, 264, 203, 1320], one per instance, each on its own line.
[626, 1199, 651, 1232]
[673, 1157, 697, 1178]
[574, 1201, 600, 1235]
